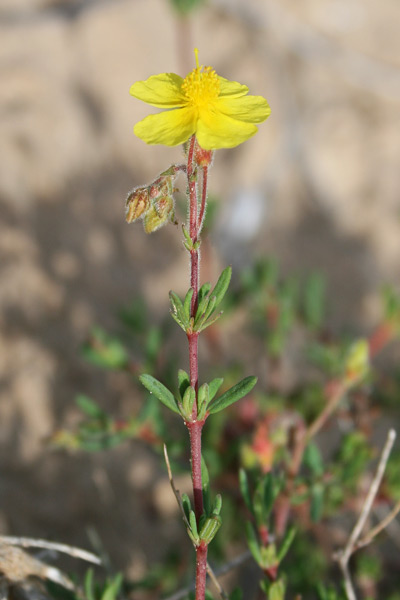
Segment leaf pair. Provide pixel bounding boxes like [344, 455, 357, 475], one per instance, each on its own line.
[169, 266, 232, 333]
[139, 372, 257, 420]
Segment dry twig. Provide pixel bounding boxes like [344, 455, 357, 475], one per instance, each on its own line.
[0, 536, 101, 565]
[335, 429, 397, 600]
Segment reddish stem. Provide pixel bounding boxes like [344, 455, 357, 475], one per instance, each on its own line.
[195, 542, 208, 600]
[187, 136, 199, 315]
[186, 136, 208, 600]
[188, 420, 204, 519]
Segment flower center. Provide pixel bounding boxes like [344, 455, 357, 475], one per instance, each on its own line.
[182, 66, 220, 109]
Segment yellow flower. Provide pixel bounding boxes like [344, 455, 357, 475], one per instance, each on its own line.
[130, 49, 271, 150]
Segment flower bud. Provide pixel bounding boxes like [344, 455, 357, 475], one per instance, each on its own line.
[143, 194, 175, 234]
[195, 144, 213, 167]
[125, 187, 150, 223]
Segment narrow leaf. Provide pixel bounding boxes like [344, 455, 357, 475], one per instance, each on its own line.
[239, 468, 253, 514]
[178, 369, 190, 399]
[169, 291, 188, 328]
[277, 526, 296, 562]
[102, 574, 123, 600]
[183, 288, 194, 320]
[139, 374, 180, 415]
[310, 483, 324, 522]
[304, 443, 324, 477]
[189, 510, 199, 540]
[76, 395, 105, 419]
[201, 454, 211, 514]
[197, 311, 223, 332]
[84, 569, 95, 600]
[245, 521, 262, 565]
[211, 266, 232, 307]
[181, 493, 191, 521]
[208, 378, 224, 401]
[170, 311, 186, 331]
[203, 295, 217, 322]
[198, 282, 212, 305]
[195, 293, 211, 325]
[208, 376, 257, 414]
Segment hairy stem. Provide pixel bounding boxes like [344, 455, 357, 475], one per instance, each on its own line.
[186, 135, 208, 600]
[188, 420, 204, 520]
[195, 542, 208, 600]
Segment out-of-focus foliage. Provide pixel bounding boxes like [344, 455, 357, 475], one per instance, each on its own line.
[51, 255, 400, 597]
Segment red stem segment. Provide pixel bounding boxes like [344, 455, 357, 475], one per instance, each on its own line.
[195, 542, 208, 600]
[188, 420, 204, 519]
[186, 136, 208, 600]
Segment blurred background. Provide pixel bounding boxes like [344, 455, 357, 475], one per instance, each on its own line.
[0, 0, 399, 593]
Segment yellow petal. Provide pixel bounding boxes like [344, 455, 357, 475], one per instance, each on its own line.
[216, 95, 271, 123]
[134, 107, 197, 146]
[218, 76, 249, 98]
[130, 73, 185, 108]
[196, 109, 257, 149]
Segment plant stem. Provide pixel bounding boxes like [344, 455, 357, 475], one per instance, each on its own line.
[188, 420, 204, 520]
[188, 135, 199, 316]
[195, 542, 208, 600]
[186, 135, 208, 600]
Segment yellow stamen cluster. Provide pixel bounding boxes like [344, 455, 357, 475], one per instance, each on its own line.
[182, 66, 220, 109]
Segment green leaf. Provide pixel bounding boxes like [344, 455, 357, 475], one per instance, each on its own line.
[304, 443, 324, 477]
[201, 455, 211, 514]
[101, 574, 123, 600]
[195, 293, 211, 326]
[208, 376, 257, 414]
[197, 383, 209, 420]
[245, 521, 262, 565]
[239, 468, 253, 514]
[183, 288, 194, 320]
[181, 493, 191, 521]
[178, 369, 190, 399]
[82, 327, 129, 370]
[254, 473, 274, 525]
[169, 291, 188, 330]
[229, 588, 243, 600]
[198, 282, 212, 305]
[196, 310, 223, 332]
[84, 569, 95, 600]
[268, 579, 286, 600]
[277, 526, 296, 562]
[202, 295, 217, 323]
[199, 515, 222, 543]
[211, 266, 232, 307]
[139, 374, 180, 415]
[182, 225, 193, 251]
[212, 494, 222, 516]
[208, 377, 224, 401]
[182, 386, 196, 418]
[76, 395, 105, 419]
[189, 510, 199, 541]
[310, 483, 324, 522]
